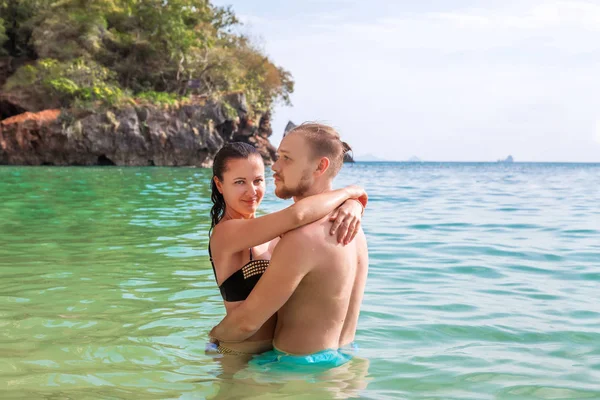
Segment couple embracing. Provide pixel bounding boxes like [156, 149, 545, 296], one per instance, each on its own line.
[207, 123, 368, 370]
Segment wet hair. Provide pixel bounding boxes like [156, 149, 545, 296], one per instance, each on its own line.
[210, 142, 261, 230]
[287, 122, 352, 176]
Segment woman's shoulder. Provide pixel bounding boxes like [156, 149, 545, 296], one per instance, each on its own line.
[210, 220, 232, 241]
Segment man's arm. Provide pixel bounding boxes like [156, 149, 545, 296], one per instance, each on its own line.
[209, 229, 313, 343]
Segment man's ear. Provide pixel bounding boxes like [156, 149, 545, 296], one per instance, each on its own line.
[214, 176, 224, 194]
[315, 157, 330, 177]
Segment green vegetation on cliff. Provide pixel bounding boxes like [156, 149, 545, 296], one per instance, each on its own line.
[0, 0, 293, 113]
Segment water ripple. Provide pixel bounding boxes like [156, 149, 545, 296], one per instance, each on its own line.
[0, 163, 599, 398]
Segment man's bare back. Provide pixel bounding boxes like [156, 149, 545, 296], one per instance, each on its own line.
[209, 123, 369, 363]
[273, 216, 369, 354]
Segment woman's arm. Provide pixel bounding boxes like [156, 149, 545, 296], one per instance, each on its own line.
[211, 185, 367, 256]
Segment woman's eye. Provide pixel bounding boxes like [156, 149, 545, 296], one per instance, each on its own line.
[254, 179, 264, 184]
[235, 181, 244, 185]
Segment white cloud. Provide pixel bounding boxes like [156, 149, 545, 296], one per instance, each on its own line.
[302, 0, 600, 55]
[433, 1, 600, 30]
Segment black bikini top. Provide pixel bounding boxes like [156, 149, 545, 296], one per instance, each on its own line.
[208, 243, 269, 302]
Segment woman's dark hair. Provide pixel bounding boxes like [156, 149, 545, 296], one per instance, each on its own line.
[210, 142, 261, 230]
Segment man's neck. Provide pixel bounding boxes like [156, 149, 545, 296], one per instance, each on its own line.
[293, 181, 332, 202]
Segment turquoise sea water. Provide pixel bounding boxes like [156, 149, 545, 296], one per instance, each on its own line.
[1, 162, 599, 399]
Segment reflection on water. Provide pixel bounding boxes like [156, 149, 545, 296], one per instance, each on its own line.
[1, 163, 600, 399]
[206, 353, 371, 399]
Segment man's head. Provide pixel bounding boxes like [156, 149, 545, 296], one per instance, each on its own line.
[272, 122, 351, 199]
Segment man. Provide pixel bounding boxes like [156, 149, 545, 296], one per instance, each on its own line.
[209, 123, 369, 368]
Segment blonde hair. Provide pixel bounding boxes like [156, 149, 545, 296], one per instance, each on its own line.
[287, 122, 351, 176]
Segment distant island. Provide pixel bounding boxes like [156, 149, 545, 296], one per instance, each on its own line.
[408, 156, 422, 162]
[497, 155, 515, 163]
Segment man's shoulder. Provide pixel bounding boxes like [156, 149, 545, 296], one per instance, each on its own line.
[355, 227, 367, 245]
[281, 223, 318, 241]
[280, 218, 329, 247]
[269, 222, 324, 272]
[291, 217, 330, 237]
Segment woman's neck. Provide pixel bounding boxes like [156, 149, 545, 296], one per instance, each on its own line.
[223, 207, 254, 221]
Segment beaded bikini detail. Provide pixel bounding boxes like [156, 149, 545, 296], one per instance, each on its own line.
[242, 259, 269, 279]
[208, 243, 269, 302]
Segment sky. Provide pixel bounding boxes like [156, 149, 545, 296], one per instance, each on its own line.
[213, 0, 600, 162]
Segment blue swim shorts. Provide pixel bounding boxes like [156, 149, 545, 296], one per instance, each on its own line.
[248, 343, 357, 371]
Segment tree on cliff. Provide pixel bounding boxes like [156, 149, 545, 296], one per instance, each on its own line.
[0, 0, 293, 115]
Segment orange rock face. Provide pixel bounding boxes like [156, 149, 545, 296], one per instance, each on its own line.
[1, 109, 61, 126]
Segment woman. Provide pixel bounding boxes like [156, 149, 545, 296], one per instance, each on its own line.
[207, 142, 367, 355]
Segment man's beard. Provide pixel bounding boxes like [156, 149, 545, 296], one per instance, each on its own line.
[275, 171, 312, 199]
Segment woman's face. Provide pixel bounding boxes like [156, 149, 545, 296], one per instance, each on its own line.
[215, 155, 265, 218]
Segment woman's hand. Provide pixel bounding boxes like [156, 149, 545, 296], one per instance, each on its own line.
[344, 185, 368, 208]
[329, 199, 364, 245]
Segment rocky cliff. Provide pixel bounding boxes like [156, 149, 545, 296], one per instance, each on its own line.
[0, 92, 277, 167]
